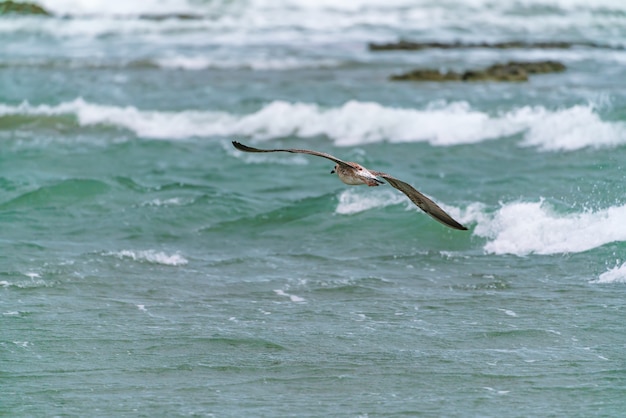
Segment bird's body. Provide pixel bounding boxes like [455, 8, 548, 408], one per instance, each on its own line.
[232, 141, 468, 231]
[332, 162, 383, 186]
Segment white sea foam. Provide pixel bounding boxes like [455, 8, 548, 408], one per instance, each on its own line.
[499, 309, 518, 317]
[0, 278, 51, 288]
[274, 289, 305, 302]
[511, 105, 626, 151]
[3, 98, 624, 150]
[109, 250, 189, 266]
[467, 200, 626, 256]
[38, 0, 196, 16]
[0, 98, 230, 139]
[335, 189, 405, 215]
[142, 198, 185, 207]
[155, 55, 341, 71]
[594, 262, 626, 284]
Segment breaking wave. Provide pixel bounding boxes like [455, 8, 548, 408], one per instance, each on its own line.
[335, 189, 405, 215]
[2, 98, 625, 151]
[465, 200, 626, 256]
[334, 192, 626, 256]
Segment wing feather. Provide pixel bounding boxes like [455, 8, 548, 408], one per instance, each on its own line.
[371, 170, 468, 230]
[232, 141, 355, 169]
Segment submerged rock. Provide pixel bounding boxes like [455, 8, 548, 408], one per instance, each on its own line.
[497, 60, 566, 74]
[370, 40, 613, 51]
[390, 69, 462, 82]
[390, 60, 566, 82]
[0, 1, 50, 15]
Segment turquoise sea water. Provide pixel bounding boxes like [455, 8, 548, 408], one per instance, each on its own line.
[2, 0, 626, 416]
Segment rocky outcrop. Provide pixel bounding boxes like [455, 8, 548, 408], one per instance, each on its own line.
[390, 61, 566, 82]
[370, 40, 616, 51]
[0, 1, 50, 15]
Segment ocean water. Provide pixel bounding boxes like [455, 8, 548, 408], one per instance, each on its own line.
[2, 0, 626, 416]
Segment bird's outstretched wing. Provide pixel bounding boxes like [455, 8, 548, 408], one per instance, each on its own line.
[233, 141, 467, 231]
[370, 170, 468, 231]
[232, 141, 355, 169]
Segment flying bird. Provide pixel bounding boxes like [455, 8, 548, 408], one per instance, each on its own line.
[232, 141, 467, 231]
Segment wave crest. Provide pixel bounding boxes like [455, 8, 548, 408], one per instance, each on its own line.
[467, 201, 626, 256]
[2, 98, 625, 151]
[335, 189, 405, 215]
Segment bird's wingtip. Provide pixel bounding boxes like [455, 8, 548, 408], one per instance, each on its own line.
[232, 140, 247, 151]
[443, 218, 468, 231]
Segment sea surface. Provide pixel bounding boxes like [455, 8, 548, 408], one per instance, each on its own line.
[2, 0, 626, 416]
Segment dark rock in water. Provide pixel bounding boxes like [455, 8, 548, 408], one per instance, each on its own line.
[390, 69, 462, 82]
[390, 68, 460, 82]
[370, 40, 613, 51]
[0, 1, 50, 15]
[390, 60, 566, 83]
[465, 63, 529, 82]
[497, 60, 566, 74]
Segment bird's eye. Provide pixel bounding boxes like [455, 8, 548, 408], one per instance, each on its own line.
[358, 167, 362, 170]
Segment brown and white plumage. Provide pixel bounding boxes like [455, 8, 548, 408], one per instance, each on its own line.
[232, 141, 467, 231]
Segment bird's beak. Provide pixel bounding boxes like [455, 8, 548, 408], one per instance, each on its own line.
[330, 169, 335, 174]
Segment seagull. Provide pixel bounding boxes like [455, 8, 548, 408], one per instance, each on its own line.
[232, 141, 468, 231]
